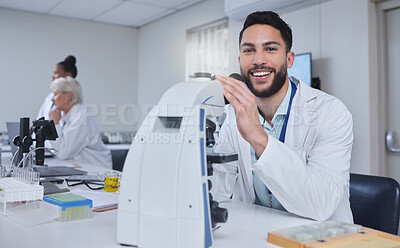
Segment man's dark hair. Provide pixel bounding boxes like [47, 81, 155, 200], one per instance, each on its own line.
[58, 55, 78, 78]
[239, 11, 293, 53]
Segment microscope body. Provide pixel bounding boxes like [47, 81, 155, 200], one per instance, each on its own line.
[13, 117, 58, 166]
[117, 75, 225, 247]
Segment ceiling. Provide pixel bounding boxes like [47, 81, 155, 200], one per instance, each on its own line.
[0, 0, 204, 28]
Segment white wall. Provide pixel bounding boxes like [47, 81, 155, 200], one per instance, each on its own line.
[137, 0, 375, 174]
[0, 8, 139, 133]
[284, 0, 373, 175]
[136, 0, 226, 128]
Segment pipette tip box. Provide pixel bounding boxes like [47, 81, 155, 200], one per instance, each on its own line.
[43, 193, 93, 222]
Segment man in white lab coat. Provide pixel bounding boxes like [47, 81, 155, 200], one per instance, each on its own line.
[213, 11, 353, 222]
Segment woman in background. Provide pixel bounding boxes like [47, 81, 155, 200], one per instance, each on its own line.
[48, 76, 112, 168]
[37, 55, 78, 120]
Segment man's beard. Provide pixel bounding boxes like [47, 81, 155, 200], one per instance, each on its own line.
[241, 63, 287, 98]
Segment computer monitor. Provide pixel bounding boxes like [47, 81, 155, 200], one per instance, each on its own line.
[288, 52, 312, 87]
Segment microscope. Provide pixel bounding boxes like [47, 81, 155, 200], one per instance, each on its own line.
[117, 73, 234, 247]
[13, 117, 58, 166]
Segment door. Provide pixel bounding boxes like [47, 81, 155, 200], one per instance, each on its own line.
[384, 5, 400, 182]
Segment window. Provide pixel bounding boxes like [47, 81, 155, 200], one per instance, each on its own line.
[186, 19, 229, 79]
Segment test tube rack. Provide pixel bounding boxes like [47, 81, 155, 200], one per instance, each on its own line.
[0, 178, 43, 215]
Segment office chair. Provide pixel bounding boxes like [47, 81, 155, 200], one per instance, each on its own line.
[111, 149, 129, 172]
[349, 173, 400, 235]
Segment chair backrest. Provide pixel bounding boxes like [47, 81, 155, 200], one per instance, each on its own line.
[111, 149, 129, 172]
[350, 173, 400, 235]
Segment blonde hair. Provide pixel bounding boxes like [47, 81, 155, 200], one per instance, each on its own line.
[51, 76, 83, 105]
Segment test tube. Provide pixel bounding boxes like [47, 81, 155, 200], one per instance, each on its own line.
[0, 166, 5, 178]
[32, 171, 40, 185]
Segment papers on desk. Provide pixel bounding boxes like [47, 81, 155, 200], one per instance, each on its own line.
[70, 189, 118, 212]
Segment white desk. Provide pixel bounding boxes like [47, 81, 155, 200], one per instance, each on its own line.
[0, 158, 314, 248]
[0, 201, 313, 247]
[213, 202, 314, 247]
[0, 201, 314, 248]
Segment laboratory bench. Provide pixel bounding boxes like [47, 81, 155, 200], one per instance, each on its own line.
[0, 201, 313, 248]
[0, 156, 314, 248]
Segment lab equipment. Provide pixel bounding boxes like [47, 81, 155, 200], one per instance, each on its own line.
[7, 201, 59, 226]
[269, 221, 361, 246]
[13, 118, 30, 165]
[0, 177, 43, 215]
[30, 117, 58, 165]
[268, 221, 400, 248]
[104, 171, 120, 192]
[0, 145, 43, 215]
[221, 73, 243, 104]
[206, 153, 237, 229]
[12, 117, 58, 166]
[11, 166, 40, 184]
[40, 177, 64, 184]
[117, 73, 228, 248]
[43, 193, 93, 222]
[0, 166, 6, 178]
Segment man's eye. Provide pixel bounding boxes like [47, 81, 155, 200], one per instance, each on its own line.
[266, 47, 277, 51]
[242, 48, 254, 53]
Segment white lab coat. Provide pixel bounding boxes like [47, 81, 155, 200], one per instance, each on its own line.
[50, 104, 112, 168]
[37, 92, 54, 120]
[210, 78, 354, 222]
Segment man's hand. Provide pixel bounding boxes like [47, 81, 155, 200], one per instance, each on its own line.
[49, 109, 61, 125]
[216, 75, 268, 157]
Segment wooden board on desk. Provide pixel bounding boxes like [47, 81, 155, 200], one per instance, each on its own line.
[268, 227, 400, 248]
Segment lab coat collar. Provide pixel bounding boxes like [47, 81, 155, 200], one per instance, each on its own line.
[285, 77, 318, 149]
[61, 104, 86, 127]
[61, 104, 77, 124]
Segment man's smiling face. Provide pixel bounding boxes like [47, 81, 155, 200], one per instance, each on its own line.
[239, 24, 292, 98]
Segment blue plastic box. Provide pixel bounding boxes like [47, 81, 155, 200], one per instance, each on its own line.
[43, 193, 93, 222]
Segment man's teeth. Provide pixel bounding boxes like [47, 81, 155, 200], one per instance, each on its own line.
[253, 71, 271, 77]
